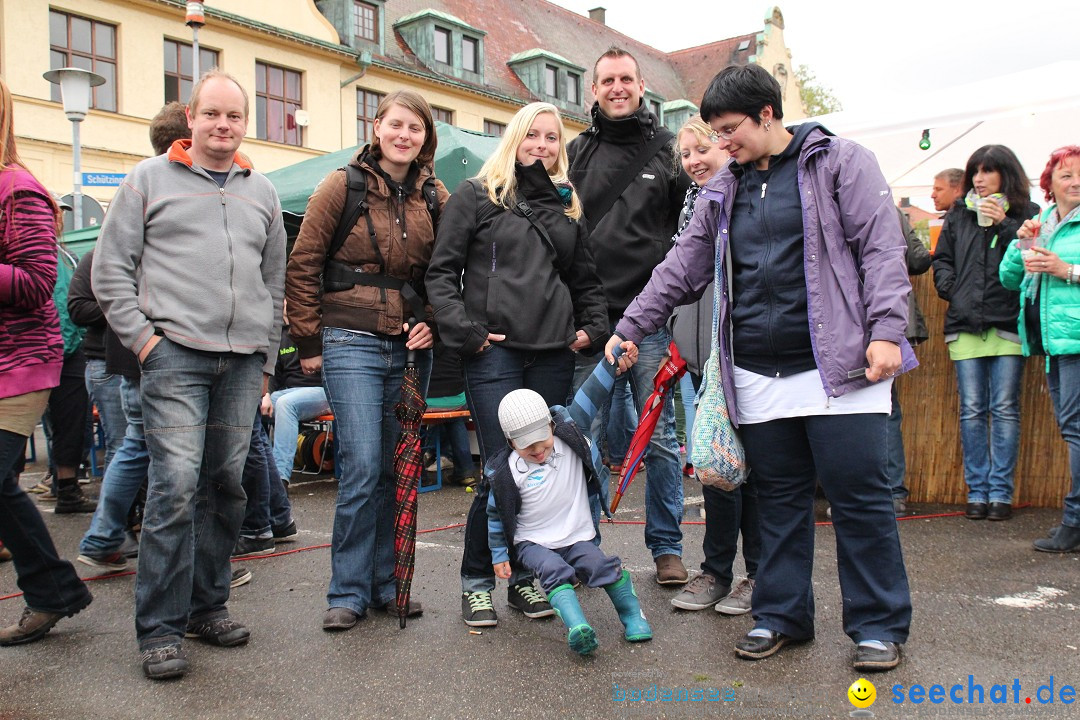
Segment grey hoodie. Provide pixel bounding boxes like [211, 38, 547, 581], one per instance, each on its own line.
[93, 140, 285, 374]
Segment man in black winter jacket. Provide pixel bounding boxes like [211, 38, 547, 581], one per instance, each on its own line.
[567, 47, 691, 585]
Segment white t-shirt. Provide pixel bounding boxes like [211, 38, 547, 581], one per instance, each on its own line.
[734, 367, 892, 424]
[510, 436, 595, 549]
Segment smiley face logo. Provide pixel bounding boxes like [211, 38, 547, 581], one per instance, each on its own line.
[848, 678, 876, 709]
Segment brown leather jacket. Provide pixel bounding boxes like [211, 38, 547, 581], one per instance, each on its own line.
[285, 149, 449, 358]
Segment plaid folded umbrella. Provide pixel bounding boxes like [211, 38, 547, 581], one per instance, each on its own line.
[393, 343, 427, 629]
[610, 342, 687, 513]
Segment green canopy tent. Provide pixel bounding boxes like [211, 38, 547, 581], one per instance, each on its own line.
[59, 121, 499, 248]
[266, 121, 499, 237]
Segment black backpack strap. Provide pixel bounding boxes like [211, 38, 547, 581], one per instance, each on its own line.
[421, 176, 440, 229]
[580, 130, 672, 233]
[513, 198, 560, 267]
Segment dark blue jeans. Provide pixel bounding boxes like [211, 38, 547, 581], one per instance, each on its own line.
[459, 344, 574, 592]
[701, 481, 761, 589]
[884, 383, 908, 500]
[515, 540, 622, 593]
[0, 426, 92, 615]
[1047, 355, 1080, 528]
[240, 413, 293, 538]
[740, 413, 911, 644]
[135, 340, 263, 650]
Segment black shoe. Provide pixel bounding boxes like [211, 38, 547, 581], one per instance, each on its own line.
[987, 502, 1012, 521]
[965, 502, 988, 520]
[507, 581, 555, 618]
[54, 488, 97, 514]
[1033, 524, 1080, 553]
[462, 591, 497, 627]
[231, 535, 275, 558]
[272, 521, 298, 543]
[853, 641, 901, 671]
[373, 600, 423, 618]
[322, 607, 361, 631]
[185, 616, 250, 647]
[230, 567, 253, 588]
[141, 643, 190, 680]
[735, 630, 796, 660]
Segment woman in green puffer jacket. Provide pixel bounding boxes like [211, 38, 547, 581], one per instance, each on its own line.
[1000, 144, 1080, 553]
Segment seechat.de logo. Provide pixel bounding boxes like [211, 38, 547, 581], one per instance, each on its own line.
[848, 677, 877, 717]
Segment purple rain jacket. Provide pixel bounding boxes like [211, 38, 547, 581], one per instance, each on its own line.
[614, 124, 917, 426]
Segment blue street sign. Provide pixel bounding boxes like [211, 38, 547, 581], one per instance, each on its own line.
[82, 172, 126, 187]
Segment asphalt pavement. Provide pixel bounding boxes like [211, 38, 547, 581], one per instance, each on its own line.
[2, 463, 1079, 720]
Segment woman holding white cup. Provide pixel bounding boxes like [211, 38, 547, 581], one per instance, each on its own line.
[932, 144, 1040, 522]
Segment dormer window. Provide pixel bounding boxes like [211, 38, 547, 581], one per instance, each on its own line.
[434, 27, 451, 64]
[462, 36, 479, 74]
[353, 1, 377, 43]
[644, 89, 666, 124]
[394, 10, 485, 84]
[507, 49, 586, 114]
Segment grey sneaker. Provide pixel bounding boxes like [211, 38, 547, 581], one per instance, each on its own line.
[230, 567, 253, 588]
[141, 643, 189, 680]
[76, 551, 127, 573]
[184, 616, 250, 647]
[715, 577, 755, 615]
[671, 573, 727, 611]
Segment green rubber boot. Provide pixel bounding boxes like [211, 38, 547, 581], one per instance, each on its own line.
[604, 569, 652, 642]
[547, 584, 598, 655]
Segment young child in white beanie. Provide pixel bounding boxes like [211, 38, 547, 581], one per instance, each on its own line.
[487, 388, 651, 655]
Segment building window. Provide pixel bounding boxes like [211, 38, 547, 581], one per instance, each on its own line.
[434, 27, 451, 65]
[462, 36, 479, 74]
[49, 10, 117, 112]
[255, 61, 303, 146]
[353, 1, 378, 43]
[164, 39, 219, 104]
[483, 119, 505, 137]
[649, 100, 662, 119]
[567, 73, 581, 105]
[356, 88, 384, 144]
[544, 65, 558, 98]
[431, 106, 454, 125]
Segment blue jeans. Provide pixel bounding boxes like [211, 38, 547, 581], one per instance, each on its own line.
[0, 427, 92, 615]
[135, 339, 263, 650]
[458, 344, 574, 591]
[322, 328, 431, 615]
[574, 327, 683, 559]
[954, 355, 1024, 504]
[1047, 355, 1080, 528]
[85, 358, 125, 470]
[740, 413, 911, 644]
[240, 414, 293, 538]
[269, 386, 330, 482]
[79, 377, 149, 555]
[885, 383, 908, 500]
[605, 380, 637, 464]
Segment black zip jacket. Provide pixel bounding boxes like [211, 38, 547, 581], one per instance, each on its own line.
[568, 101, 689, 316]
[270, 324, 322, 392]
[67, 249, 105, 360]
[425, 160, 608, 357]
[932, 198, 1040, 339]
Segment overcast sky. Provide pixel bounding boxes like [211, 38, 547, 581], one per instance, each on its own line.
[546, 0, 1080, 114]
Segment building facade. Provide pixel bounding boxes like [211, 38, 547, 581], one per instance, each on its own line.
[2, 0, 803, 208]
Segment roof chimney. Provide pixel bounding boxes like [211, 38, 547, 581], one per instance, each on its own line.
[589, 7, 606, 24]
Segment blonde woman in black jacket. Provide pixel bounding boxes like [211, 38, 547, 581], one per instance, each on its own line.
[426, 101, 607, 627]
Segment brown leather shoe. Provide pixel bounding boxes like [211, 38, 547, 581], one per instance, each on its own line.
[0, 607, 65, 646]
[375, 600, 423, 618]
[322, 607, 361, 631]
[654, 554, 689, 585]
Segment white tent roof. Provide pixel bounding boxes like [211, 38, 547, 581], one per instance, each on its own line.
[807, 61, 1080, 210]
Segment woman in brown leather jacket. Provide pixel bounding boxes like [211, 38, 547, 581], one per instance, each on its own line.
[285, 90, 449, 631]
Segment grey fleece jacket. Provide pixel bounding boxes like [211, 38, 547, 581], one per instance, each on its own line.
[93, 140, 285, 374]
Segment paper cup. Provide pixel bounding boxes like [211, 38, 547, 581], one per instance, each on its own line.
[976, 201, 993, 227]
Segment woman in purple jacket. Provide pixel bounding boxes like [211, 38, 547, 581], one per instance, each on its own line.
[607, 65, 914, 673]
[0, 76, 92, 645]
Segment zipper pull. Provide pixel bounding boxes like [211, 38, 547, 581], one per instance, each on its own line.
[220, 187, 225, 204]
[760, 182, 768, 200]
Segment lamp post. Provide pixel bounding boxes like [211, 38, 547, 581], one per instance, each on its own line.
[42, 67, 105, 231]
[186, 2, 206, 97]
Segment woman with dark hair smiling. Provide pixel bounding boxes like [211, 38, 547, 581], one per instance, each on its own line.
[607, 64, 914, 672]
[933, 145, 1040, 522]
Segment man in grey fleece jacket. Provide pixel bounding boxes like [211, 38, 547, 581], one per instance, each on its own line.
[93, 70, 285, 681]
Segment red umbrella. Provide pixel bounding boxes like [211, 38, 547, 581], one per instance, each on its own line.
[609, 342, 687, 513]
[393, 338, 427, 628]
